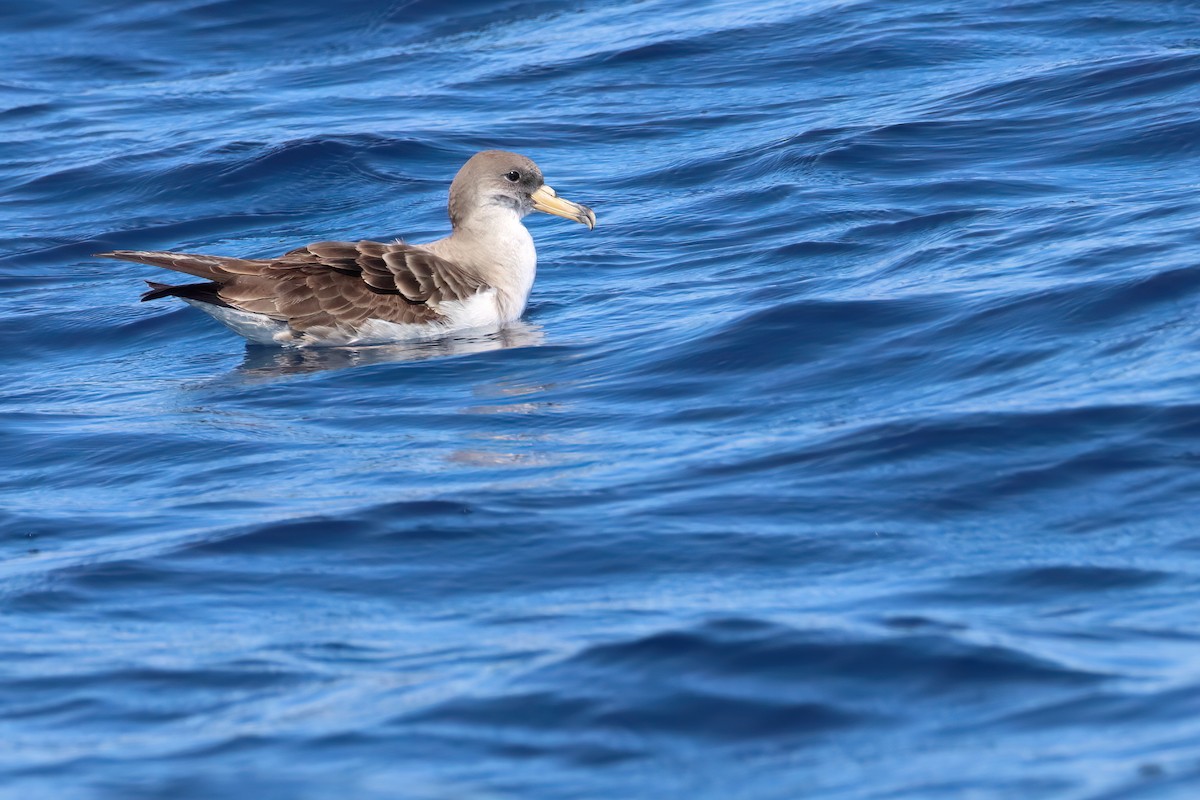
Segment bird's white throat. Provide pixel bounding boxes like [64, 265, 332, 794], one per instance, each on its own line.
[424, 204, 537, 322]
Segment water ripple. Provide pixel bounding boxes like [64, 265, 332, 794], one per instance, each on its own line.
[4, 0, 1200, 797]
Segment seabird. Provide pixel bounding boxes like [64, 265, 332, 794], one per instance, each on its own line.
[95, 150, 595, 347]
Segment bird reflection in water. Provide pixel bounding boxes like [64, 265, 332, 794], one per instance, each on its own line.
[451, 379, 570, 467]
[234, 321, 545, 379]
[231, 321, 579, 473]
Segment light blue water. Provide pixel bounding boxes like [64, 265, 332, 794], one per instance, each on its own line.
[4, 1, 1200, 797]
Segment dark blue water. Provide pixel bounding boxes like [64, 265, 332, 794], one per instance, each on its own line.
[4, 1, 1200, 796]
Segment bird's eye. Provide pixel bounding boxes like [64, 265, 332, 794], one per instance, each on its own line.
[504, 170, 521, 182]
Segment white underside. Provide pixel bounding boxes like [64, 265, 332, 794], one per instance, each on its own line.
[184, 290, 507, 348]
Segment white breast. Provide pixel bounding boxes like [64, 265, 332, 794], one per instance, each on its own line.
[437, 289, 506, 329]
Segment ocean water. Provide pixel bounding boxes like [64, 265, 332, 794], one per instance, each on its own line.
[3, 0, 1200, 796]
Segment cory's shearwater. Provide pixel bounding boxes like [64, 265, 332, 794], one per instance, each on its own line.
[95, 150, 595, 347]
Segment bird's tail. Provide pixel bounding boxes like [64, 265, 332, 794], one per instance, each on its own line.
[140, 280, 229, 306]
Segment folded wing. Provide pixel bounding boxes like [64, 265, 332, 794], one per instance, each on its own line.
[97, 240, 490, 332]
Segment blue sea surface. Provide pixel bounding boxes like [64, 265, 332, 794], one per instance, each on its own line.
[4, 1, 1200, 797]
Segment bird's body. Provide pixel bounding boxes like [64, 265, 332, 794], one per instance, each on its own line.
[96, 151, 595, 347]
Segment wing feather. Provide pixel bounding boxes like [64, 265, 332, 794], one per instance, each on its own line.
[104, 240, 490, 333]
[217, 240, 489, 332]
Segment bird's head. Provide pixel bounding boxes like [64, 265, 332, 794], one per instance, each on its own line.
[448, 150, 596, 231]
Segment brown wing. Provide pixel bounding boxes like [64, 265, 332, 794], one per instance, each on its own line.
[96, 249, 264, 280]
[217, 240, 490, 332]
